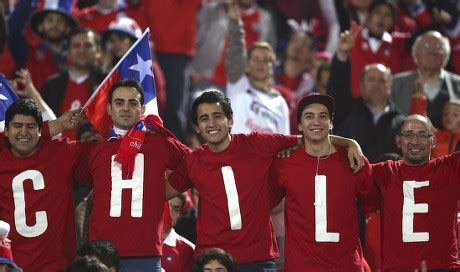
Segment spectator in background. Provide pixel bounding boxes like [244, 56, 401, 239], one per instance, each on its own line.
[40, 28, 104, 140]
[225, 2, 290, 135]
[192, 248, 237, 272]
[101, 17, 166, 115]
[77, 240, 120, 272]
[75, 0, 146, 33]
[410, 80, 460, 157]
[0, 220, 22, 272]
[161, 194, 195, 272]
[141, 0, 202, 143]
[190, 0, 276, 91]
[349, 0, 410, 98]
[329, 24, 404, 163]
[392, 30, 460, 129]
[8, 0, 79, 90]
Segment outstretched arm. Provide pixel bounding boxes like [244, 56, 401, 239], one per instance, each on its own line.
[48, 109, 83, 137]
[330, 135, 364, 172]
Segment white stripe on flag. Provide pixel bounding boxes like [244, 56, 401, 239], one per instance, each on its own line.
[44, 0, 59, 9]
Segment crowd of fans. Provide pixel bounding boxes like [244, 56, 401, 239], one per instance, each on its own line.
[0, 0, 460, 271]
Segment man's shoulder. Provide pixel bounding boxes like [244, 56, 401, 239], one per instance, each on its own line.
[392, 70, 417, 81]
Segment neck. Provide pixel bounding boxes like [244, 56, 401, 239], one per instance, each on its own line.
[208, 134, 232, 153]
[283, 58, 306, 77]
[250, 79, 273, 93]
[304, 137, 334, 157]
[366, 102, 387, 115]
[113, 126, 129, 137]
[69, 66, 90, 77]
[418, 68, 442, 81]
[47, 41, 65, 54]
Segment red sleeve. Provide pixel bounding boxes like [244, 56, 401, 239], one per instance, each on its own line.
[357, 159, 380, 213]
[169, 158, 193, 193]
[165, 136, 191, 171]
[268, 159, 286, 209]
[41, 121, 51, 139]
[409, 95, 428, 116]
[251, 132, 298, 156]
[73, 141, 96, 185]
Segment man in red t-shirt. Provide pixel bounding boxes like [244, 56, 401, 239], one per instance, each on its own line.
[166, 90, 363, 271]
[270, 94, 376, 271]
[75, 79, 190, 271]
[372, 114, 460, 271]
[0, 99, 83, 271]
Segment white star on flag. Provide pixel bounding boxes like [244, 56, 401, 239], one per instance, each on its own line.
[129, 54, 153, 83]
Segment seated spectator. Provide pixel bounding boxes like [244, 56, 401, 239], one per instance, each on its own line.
[392, 30, 460, 129]
[0, 221, 22, 272]
[192, 248, 237, 272]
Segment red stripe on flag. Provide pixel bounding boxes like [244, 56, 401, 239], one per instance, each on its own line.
[85, 73, 120, 138]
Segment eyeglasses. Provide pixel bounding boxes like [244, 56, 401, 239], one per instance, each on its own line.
[398, 132, 433, 141]
[420, 42, 444, 52]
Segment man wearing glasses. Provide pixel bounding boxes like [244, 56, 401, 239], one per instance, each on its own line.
[391, 31, 460, 129]
[371, 114, 460, 270]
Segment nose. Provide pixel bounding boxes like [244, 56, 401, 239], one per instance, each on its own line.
[19, 125, 28, 135]
[121, 102, 130, 111]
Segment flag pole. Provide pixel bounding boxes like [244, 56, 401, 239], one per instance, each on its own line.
[82, 28, 151, 110]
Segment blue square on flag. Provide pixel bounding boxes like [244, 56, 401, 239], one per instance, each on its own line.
[0, 73, 19, 130]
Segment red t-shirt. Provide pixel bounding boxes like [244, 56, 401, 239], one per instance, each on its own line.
[169, 132, 298, 263]
[271, 147, 375, 272]
[76, 133, 189, 257]
[0, 138, 84, 271]
[60, 79, 90, 140]
[372, 153, 460, 271]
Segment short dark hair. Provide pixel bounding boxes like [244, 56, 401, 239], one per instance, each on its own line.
[108, 79, 144, 105]
[5, 99, 43, 129]
[66, 256, 110, 272]
[68, 28, 101, 47]
[77, 240, 120, 272]
[192, 248, 236, 272]
[368, 0, 396, 20]
[191, 91, 233, 126]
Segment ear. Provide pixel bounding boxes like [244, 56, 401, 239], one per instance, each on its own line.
[329, 122, 333, 131]
[194, 125, 201, 134]
[395, 134, 401, 148]
[228, 117, 233, 129]
[106, 103, 112, 116]
[430, 134, 437, 148]
[141, 105, 146, 115]
[298, 122, 303, 133]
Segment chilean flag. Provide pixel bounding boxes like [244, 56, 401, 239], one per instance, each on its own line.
[83, 28, 159, 138]
[0, 74, 19, 132]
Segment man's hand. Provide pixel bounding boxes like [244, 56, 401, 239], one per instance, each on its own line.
[48, 109, 84, 136]
[336, 21, 361, 61]
[59, 109, 84, 131]
[13, 69, 39, 99]
[347, 140, 364, 173]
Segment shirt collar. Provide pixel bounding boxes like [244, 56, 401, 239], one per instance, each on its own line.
[163, 228, 178, 246]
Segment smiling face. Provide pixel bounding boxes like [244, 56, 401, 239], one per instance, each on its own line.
[396, 115, 435, 165]
[107, 86, 145, 130]
[246, 47, 275, 83]
[194, 102, 232, 152]
[298, 103, 332, 143]
[5, 114, 41, 158]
